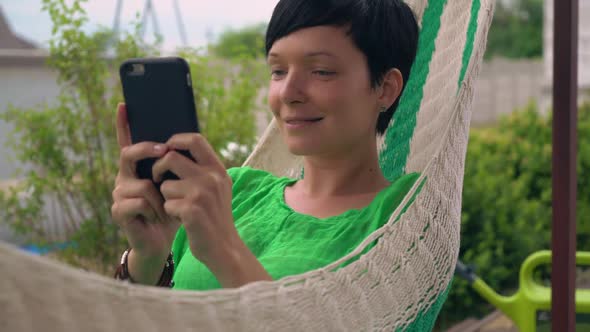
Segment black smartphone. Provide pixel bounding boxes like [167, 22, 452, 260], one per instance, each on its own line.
[119, 57, 199, 185]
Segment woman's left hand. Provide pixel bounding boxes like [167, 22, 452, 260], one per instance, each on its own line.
[152, 133, 239, 268]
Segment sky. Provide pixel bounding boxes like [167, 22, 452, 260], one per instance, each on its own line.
[1, 0, 279, 51]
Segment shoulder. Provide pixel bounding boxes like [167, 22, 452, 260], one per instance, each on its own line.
[226, 166, 292, 223]
[392, 172, 421, 189]
[389, 172, 422, 198]
[375, 172, 422, 210]
[227, 166, 280, 191]
[227, 166, 276, 184]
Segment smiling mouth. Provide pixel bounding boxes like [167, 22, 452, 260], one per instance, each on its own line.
[285, 118, 324, 124]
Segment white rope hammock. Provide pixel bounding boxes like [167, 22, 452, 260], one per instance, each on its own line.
[0, 1, 495, 330]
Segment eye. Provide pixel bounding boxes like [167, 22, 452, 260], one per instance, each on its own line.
[313, 70, 336, 77]
[270, 69, 287, 79]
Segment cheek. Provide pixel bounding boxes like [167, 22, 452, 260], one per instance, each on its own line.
[313, 82, 349, 109]
[330, 93, 378, 135]
[322, 83, 370, 118]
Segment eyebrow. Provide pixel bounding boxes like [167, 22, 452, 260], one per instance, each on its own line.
[268, 51, 338, 59]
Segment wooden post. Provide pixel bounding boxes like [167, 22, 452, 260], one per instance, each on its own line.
[552, 0, 578, 331]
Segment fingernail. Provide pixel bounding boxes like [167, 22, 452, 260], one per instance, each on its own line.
[154, 144, 165, 153]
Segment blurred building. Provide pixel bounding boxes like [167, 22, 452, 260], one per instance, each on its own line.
[470, 58, 545, 125]
[0, 6, 60, 181]
[460, 0, 590, 126]
[0, 7, 61, 244]
[541, 0, 590, 111]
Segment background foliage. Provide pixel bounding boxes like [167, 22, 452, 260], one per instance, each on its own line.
[436, 102, 590, 328]
[209, 23, 267, 60]
[485, 0, 543, 59]
[0, 0, 265, 274]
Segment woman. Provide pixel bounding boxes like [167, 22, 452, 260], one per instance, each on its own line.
[112, 0, 420, 290]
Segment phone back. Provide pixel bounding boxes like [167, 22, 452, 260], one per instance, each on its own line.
[119, 57, 199, 182]
[120, 57, 199, 145]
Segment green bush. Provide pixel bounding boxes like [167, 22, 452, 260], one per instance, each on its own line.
[436, 101, 590, 328]
[0, 0, 266, 274]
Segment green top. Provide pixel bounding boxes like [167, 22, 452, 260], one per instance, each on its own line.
[171, 166, 420, 291]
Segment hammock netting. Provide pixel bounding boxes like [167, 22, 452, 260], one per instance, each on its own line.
[0, 0, 495, 330]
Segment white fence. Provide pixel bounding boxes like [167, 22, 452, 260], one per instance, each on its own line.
[470, 58, 546, 126]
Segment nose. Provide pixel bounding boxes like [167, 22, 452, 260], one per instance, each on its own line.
[280, 70, 307, 105]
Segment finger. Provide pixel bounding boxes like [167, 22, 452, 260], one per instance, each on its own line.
[124, 215, 153, 237]
[166, 133, 225, 171]
[113, 179, 167, 220]
[112, 198, 158, 225]
[163, 199, 184, 221]
[116, 103, 132, 148]
[160, 179, 189, 200]
[119, 142, 168, 178]
[152, 150, 201, 182]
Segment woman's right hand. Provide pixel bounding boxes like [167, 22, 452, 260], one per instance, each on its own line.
[111, 103, 181, 263]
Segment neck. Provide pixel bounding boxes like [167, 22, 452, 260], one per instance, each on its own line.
[297, 138, 389, 198]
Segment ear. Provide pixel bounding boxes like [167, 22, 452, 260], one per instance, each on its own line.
[377, 68, 403, 109]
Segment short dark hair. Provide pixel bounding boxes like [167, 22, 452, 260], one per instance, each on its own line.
[265, 0, 419, 135]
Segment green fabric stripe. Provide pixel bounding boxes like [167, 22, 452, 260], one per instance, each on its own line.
[457, 0, 481, 89]
[379, 0, 448, 181]
[396, 280, 453, 332]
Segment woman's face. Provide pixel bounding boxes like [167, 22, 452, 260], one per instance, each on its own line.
[267, 25, 382, 157]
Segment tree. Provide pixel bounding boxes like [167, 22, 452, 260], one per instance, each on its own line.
[485, 0, 543, 59]
[209, 23, 267, 60]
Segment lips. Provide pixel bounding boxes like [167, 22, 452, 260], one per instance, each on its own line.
[284, 117, 324, 124]
[283, 116, 324, 129]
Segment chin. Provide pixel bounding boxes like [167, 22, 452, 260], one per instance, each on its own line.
[279, 126, 334, 156]
[285, 139, 323, 156]
[286, 143, 314, 156]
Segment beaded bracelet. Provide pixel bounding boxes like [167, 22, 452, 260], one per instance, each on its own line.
[114, 248, 175, 288]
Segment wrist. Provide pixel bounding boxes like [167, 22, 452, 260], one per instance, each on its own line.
[131, 248, 170, 265]
[205, 240, 272, 288]
[127, 249, 171, 285]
